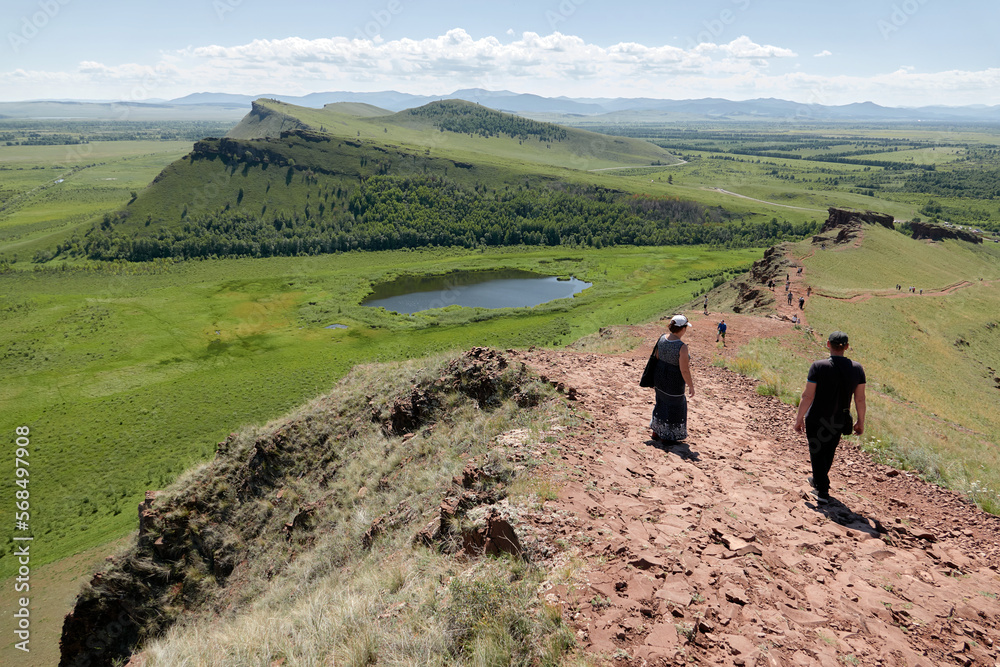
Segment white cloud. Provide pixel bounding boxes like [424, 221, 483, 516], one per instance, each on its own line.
[814, 50, 832, 58]
[1, 30, 998, 106]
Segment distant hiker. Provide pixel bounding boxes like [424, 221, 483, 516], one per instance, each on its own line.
[806, 286, 812, 297]
[919, 288, 923, 295]
[786, 273, 790, 281]
[797, 267, 803, 275]
[798, 296, 805, 310]
[792, 314, 799, 324]
[648, 315, 695, 443]
[703, 294, 709, 314]
[787, 291, 793, 305]
[793, 331, 867, 503]
[716, 319, 727, 346]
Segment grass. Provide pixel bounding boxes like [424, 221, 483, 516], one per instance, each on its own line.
[0, 243, 759, 580]
[68, 349, 580, 666]
[0, 141, 195, 258]
[7, 118, 1000, 660]
[722, 226, 1000, 511]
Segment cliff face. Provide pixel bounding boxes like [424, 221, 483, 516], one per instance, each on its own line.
[813, 207, 895, 246]
[910, 221, 983, 244]
[731, 244, 784, 313]
[224, 99, 307, 140]
[821, 207, 895, 233]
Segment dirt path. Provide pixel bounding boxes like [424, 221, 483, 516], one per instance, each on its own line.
[589, 160, 688, 172]
[705, 187, 827, 213]
[512, 316, 1000, 666]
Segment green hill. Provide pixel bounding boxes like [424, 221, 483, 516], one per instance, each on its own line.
[224, 98, 679, 169]
[55, 99, 825, 262]
[321, 101, 394, 117]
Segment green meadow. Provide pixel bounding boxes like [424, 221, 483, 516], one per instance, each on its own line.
[0, 244, 757, 578]
[571, 121, 1000, 233]
[0, 140, 198, 259]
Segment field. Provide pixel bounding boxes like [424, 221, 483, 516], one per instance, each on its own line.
[0, 119, 234, 261]
[0, 243, 757, 579]
[567, 121, 1000, 234]
[4, 113, 1000, 662]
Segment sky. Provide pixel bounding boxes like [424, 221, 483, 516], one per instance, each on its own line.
[2, 0, 999, 107]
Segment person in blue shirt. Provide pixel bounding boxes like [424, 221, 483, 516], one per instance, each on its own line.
[716, 319, 727, 346]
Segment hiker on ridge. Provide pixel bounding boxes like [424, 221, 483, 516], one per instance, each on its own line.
[648, 315, 695, 444]
[793, 331, 866, 504]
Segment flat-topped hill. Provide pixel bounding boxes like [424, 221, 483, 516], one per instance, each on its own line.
[223, 97, 679, 168]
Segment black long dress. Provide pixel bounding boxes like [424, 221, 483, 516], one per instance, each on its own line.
[649, 335, 688, 441]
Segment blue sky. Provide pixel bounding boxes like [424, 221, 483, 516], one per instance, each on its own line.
[2, 0, 998, 105]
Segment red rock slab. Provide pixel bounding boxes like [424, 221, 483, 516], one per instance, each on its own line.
[780, 605, 830, 629]
[643, 621, 679, 648]
[655, 579, 694, 608]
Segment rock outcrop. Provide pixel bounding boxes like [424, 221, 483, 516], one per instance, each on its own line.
[910, 220, 982, 244]
[731, 245, 784, 313]
[60, 348, 546, 667]
[813, 207, 895, 245]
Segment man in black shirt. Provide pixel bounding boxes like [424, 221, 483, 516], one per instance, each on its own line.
[793, 331, 866, 503]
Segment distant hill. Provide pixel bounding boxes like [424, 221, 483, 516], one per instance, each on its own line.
[67, 98, 707, 261]
[61, 98, 829, 262]
[221, 98, 679, 168]
[4, 90, 1000, 122]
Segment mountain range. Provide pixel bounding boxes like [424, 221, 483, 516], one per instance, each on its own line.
[4, 89, 1000, 122]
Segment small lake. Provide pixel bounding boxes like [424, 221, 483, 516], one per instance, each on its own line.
[362, 269, 592, 314]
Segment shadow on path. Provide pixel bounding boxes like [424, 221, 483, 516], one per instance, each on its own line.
[645, 438, 701, 462]
[806, 494, 883, 538]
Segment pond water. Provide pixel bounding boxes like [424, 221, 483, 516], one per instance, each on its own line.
[362, 269, 592, 314]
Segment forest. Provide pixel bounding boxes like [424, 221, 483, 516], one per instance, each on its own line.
[74, 174, 817, 261]
[406, 100, 569, 142]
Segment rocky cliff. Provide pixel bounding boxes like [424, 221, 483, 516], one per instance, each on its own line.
[59, 349, 553, 667]
[910, 221, 983, 244]
[813, 207, 895, 246]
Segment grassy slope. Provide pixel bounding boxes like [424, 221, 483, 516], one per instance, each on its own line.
[727, 225, 1000, 510]
[57, 350, 580, 667]
[104, 113, 688, 247]
[229, 98, 680, 170]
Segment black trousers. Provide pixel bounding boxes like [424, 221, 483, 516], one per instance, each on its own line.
[805, 419, 843, 496]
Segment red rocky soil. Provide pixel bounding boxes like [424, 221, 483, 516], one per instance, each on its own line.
[510, 313, 1000, 667]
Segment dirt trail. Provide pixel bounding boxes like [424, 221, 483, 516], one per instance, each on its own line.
[705, 187, 826, 213]
[512, 314, 1000, 666]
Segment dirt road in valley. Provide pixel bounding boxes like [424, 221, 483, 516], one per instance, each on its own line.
[511, 313, 1000, 666]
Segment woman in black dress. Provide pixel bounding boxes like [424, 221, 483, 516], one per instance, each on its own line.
[649, 314, 696, 442]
